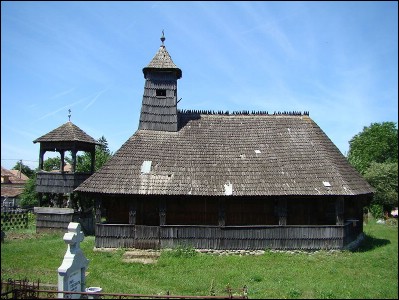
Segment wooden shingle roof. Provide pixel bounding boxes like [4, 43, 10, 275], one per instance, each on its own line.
[76, 113, 374, 197]
[142, 45, 182, 79]
[33, 121, 98, 144]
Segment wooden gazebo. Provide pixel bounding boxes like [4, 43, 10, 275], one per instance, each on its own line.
[33, 120, 99, 197]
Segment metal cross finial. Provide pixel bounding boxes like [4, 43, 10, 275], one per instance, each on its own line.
[161, 30, 165, 45]
[68, 109, 71, 121]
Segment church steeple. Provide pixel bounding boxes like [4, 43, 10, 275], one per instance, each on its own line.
[139, 32, 182, 132]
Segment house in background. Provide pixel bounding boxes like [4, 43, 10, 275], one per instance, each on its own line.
[75, 34, 374, 250]
[1, 166, 29, 209]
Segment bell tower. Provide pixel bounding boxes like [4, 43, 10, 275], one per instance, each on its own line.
[139, 31, 182, 132]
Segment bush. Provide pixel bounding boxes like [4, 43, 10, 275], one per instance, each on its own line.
[369, 204, 384, 219]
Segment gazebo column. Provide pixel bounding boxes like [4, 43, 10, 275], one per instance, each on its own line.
[218, 199, 225, 226]
[71, 150, 77, 173]
[39, 147, 45, 170]
[159, 199, 166, 226]
[277, 198, 287, 226]
[129, 199, 137, 225]
[335, 196, 344, 225]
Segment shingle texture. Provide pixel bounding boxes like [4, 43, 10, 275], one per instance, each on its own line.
[33, 121, 98, 144]
[76, 113, 374, 196]
[143, 45, 182, 79]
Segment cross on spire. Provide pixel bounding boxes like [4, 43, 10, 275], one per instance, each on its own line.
[161, 30, 165, 45]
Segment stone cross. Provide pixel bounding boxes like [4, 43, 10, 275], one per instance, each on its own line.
[58, 222, 89, 299]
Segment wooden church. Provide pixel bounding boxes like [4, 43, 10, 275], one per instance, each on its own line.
[75, 33, 374, 250]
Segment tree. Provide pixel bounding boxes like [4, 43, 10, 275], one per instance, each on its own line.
[347, 122, 398, 217]
[347, 122, 398, 175]
[43, 156, 61, 171]
[75, 136, 113, 173]
[363, 162, 398, 212]
[20, 174, 39, 208]
[12, 161, 34, 178]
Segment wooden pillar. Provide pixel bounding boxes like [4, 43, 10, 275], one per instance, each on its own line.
[39, 147, 45, 170]
[94, 198, 102, 224]
[218, 198, 225, 226]
[129, 199, 137, 225]
[278, 198, 287, 226]
[71, 150, 77, 173]
[159, 199, 166, 226]
[335, 196, 344, 225]
[60, 151, 65, 172]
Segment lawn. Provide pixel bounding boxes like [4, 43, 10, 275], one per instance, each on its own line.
[1, 219, 397, 299]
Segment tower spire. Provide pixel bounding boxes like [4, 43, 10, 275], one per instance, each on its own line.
[68, 109, 71, 122]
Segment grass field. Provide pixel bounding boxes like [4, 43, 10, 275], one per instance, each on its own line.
[1, 218, 397, 299]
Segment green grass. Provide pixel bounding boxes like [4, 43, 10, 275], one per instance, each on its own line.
[1, 219, 397, 299]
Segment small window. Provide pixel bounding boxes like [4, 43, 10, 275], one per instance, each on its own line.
[156, 89, 166, 97]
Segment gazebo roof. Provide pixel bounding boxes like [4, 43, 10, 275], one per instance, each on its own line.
[33, 121, 98, 145]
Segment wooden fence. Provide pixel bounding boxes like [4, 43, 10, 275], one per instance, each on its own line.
[1, 210, 28, 231]
[34, 207, 95, 235]
[95, 221, 361, 250]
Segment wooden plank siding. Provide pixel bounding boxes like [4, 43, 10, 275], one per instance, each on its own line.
[94, 222, 360, 250]
[36, 172, 92, 194]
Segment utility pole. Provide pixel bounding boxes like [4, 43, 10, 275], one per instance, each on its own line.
[19, 159, 22, 178]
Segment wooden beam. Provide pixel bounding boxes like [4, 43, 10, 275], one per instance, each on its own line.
[278, 198, 287, 226]
[335, 196, 344, 225]
[218, 198, 225, 226]
[159, 199, 166, 226]
[129, 199, 137, 225]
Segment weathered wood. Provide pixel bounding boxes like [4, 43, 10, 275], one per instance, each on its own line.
[35, 172, 91, 194]
[94, 222, 360, 250]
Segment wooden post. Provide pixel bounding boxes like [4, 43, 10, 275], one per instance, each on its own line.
[39, 147, 45, 170]
[60, 151, 65, 173]
[218, 199, 225, 227]
[335, 196, 344, 225]
[278, 198, 287, 226]
[94, 198, 102, 224]
[71, 150, 77, 173]
[159, 199, 166, 226]
[129, 199, 137, 225]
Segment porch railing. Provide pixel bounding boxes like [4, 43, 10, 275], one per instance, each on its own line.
[94, 221, 361, 250]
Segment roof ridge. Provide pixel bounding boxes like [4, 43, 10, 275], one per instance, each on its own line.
[178, 109, 310, 116]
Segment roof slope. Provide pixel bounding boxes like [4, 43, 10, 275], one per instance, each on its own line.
[33, 121, 98, 144]
[76, 113, 374, 196]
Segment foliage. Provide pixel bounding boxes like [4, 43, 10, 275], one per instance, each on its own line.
[369, 204, 384, 220]
[43, 156, 61, 171]
[347, 122, 398, 175]
[1, 222, 397, 299]
[12, 161, 34, 178]
[363, 162, 398, 211]
[75, 136, 113, 173]
[20, 174, 39, 208]
[347, 122, 398, 217]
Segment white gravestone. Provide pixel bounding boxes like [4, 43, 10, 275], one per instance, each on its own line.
[58, 222, 89, 299]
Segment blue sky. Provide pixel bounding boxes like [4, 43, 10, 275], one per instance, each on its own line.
[1, 1, 398, 171]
